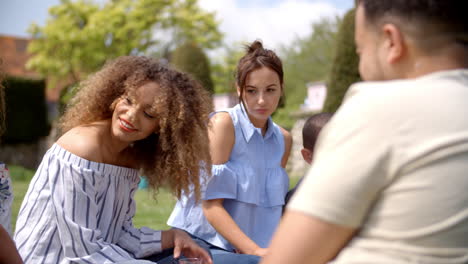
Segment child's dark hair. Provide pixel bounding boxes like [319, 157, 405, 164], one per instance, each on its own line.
[302, 112, 333, 152]
[235, 40, 284, 108]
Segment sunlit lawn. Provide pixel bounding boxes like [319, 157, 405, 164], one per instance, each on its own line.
[10, 165, 300, 232]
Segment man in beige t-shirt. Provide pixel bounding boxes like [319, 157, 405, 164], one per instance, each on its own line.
[262, 1, 468, 263]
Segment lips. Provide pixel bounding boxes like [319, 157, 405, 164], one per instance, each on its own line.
[256, 109, 268, 114]
[119, 118, 138, 132]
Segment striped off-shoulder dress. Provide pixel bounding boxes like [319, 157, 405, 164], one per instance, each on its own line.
[14, 144, 162, 264]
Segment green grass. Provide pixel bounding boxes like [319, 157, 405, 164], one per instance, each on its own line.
[133, 189, 176, 230]
[289, 176, 301, 190]
[9, 165, 34, 232]
[9, 165, 300, 232]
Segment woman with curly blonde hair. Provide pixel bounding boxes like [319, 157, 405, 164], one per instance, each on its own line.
[14, 56, 213, 264]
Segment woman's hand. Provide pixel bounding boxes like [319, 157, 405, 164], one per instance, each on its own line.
[236, 246, 268, 257]
[169, 229, 213, 264]
[252, 247, 268, 257]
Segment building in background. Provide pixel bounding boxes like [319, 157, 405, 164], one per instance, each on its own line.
[213, 92, 237, 111]
[0, 35, 38, 79]
[301, 81, 327, 112]
[0, 34, 73, 121]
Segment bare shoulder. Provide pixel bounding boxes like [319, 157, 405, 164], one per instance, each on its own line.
[56, 124, 104, 162]
[209, 112, 235, 164]
[279, 125, 293, 168]
[209, 112, 234, 133]
[279, 126, 293, 147]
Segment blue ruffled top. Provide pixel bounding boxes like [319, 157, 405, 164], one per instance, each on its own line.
[167, 104, 289, 251]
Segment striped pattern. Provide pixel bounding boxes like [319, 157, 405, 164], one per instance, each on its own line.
[14, 144, 162, 264]
[0, 162, 13, 235]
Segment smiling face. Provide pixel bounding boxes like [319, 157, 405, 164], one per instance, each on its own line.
[111, 81, 160, 144]
[238, 66, 282, 127]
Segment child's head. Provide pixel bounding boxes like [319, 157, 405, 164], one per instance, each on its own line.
[301, 112, 333, 164]
[235, 40, 284, 122]
[60, 56, 212, 199]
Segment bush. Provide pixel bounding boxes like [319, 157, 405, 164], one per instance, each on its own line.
[171, 42, 214, 95]
[1, 76, 50, 143]
[59, 82, 79, 115]
[323, 9, 361, 113]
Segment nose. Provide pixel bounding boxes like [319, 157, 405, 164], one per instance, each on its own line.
[258, 92, 265, 105]
[126, 107, 137, 122]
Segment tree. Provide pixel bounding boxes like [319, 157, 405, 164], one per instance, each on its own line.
[273, 16, 341, 129]
[322, 9, 361, 113]
[27, 0, 223, 88]
[211, 43, 244, 94]
[171, 42, 214, 94]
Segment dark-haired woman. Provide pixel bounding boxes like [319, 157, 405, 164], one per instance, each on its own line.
[168, 40, 292, 264]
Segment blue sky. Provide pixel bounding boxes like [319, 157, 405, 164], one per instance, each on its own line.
[0, 0, 354, 48]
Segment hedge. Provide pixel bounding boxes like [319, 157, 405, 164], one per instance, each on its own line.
[1, 76, 50, 143]
[323, 9, 361, 113]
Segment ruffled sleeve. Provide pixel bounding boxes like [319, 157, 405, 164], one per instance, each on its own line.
[204, 163, 238, 200]
[204, 162, 289, 207]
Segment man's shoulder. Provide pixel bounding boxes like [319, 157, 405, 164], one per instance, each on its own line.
[346, 79, 411, 99]
[347, 70, 468, 101]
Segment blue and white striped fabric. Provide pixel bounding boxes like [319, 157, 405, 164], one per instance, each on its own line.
[168, 104, 289, 251]
[14, 144, 162, 264]
[0, 162, 13, 235]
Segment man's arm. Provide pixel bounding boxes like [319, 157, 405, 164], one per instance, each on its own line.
[0, 225, 23, 264]
[261, 210, 355, 264]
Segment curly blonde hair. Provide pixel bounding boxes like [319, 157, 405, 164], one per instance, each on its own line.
[59, 56, 212, 200]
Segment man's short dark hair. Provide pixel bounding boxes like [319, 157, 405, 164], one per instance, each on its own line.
[302, 112, 333, 151]
[356, 0, 468, 49]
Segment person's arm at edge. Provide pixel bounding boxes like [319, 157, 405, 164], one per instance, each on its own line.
[279, 127, 292, 168]
[260, 210, 355, 264]
[0, 225, 23, 264]
[202, 112, 266, 256]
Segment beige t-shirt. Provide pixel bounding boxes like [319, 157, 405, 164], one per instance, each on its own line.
[289, 69, 468, 263]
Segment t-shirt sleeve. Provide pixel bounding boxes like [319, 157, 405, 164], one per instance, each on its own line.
[288, 84, 395, 228]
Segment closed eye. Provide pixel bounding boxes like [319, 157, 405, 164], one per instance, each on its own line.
[144, 112, 156, 119]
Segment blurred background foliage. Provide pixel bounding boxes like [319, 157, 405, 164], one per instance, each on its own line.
[26, 0, 223, 89]
[171, 41, 214, 95]
[22, 0, 359, 131]
[323, 8, 361, 113]
[274, 16, 342, 129]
